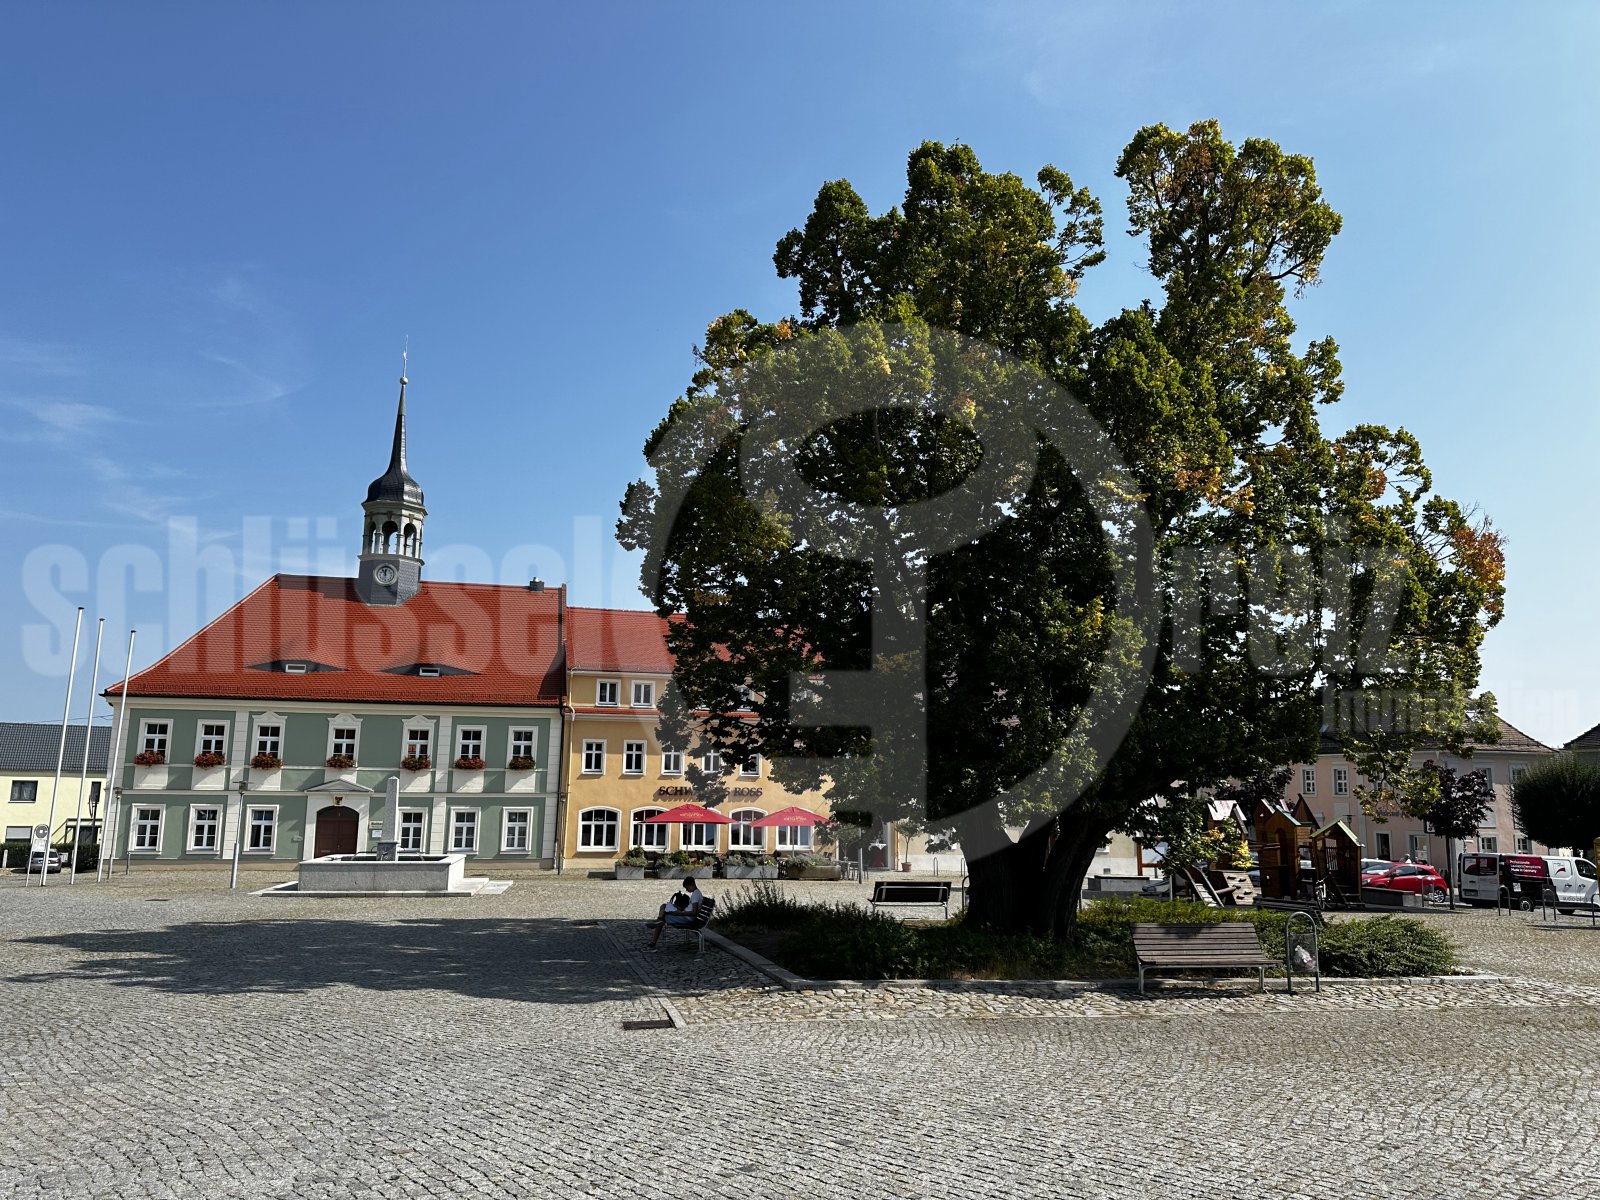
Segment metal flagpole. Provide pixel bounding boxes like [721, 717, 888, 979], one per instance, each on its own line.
[67, 618, 105, 885]
[99, 630, 136, 883]
[38, 607, 84, 887]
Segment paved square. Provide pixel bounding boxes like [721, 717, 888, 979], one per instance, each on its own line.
[4, 871, 1599, 1199]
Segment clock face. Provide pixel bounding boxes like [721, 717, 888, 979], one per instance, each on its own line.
[374, 564, 398, 586]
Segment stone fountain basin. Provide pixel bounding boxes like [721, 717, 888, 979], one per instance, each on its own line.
[296, 852, 467, 894]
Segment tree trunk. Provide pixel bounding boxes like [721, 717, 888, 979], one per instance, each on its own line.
[960, 811, 1116, 938]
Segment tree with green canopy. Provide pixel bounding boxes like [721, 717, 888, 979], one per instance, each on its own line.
[1512, 755, 1600, 854]
[618, 121, 1506, 936]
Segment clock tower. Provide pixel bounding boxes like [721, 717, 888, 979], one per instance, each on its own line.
[355, 368, 427, 606]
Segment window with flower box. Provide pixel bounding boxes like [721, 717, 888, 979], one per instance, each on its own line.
[255, 724, 282, 759]
[509, 728, 536, 767]
[456, 727, 485, 763]
[140, 721, 169, 757]
[329, 726, 358, 760]
[405, 728, 431, 759]
[198, 723, 228, 757]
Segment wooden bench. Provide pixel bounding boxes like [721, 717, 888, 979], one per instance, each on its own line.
[1132, 922, 1276, 996]
[869, 880, 952, 919]
[666, 896, 716, 953]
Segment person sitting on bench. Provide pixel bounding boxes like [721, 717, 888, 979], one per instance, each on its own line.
[647, 877, 705, 949]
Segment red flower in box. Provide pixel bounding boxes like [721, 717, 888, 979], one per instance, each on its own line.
[133, 750, 165, 767]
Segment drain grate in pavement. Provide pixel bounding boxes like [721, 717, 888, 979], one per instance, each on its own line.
[621, 1018, 675, 1031]
[144, 898, 171, 902]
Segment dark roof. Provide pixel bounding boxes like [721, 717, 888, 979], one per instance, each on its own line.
[0, 723, 113, 773]
[365, 383, 424, 508]
[1318, 717, 1551, 756]
[1566, 720, 1600, 751]
[105, 575, 565, 707]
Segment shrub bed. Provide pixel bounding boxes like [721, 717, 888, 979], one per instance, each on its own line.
[714, 885, 1457, 981]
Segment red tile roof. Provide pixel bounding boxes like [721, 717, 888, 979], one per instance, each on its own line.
[106, 575, 565, 707]
[565, 606, 675, 674]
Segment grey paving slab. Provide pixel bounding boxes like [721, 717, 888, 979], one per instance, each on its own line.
[2, 870, 1599, 1199]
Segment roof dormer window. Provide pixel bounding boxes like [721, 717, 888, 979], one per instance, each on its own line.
[418, 665, 441, 678]
[283, 662, 308, 675]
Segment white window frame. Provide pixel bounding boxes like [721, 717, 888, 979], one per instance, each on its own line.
[450, 808, 480, 853]
[728, 808, 766, 850]
[398, 809, 427, 853]
[578, 807, 621, 851]
[1511, 765, 1528, 787]
[776, 824, 813, 851]
[1476, 766, 1494, 788]
[631, 807, 668, 850]
[139, 720, 170, 756]
[596, 679, 620, 707]
[254, 722, 283, 758]
[680, 821, 719, 852]
[660, 748, 684, 776]
[456, 726, 485, 762]
[246, 805, 279, 853]
[701, 750, 723, 776]
[1515, 835, 1531, 853]
[1332, 766, 1349, 796]
[196, 720, 229, 758]
[582, 740, 606, 775]
[187, 804, 222, 853]
[326, 714, 362, 762]
[740, 754, 762, 779]
[1478, 835, 1499, 853]
[1300, 766, 1316, 795]
[132, 806, 164, 852]
[501, 809, 533, 854]
[630, 680, 656, 709]
[405, 726, 432, 760]
[509, 727, 537, 765]
[623, 740, 646, 776]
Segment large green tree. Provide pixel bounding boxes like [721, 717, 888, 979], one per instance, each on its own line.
[1512, 755, 1600, 854]
[619, 122, 1505, 936]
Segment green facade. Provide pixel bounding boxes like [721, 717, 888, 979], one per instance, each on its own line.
[112, 703, 559, 865]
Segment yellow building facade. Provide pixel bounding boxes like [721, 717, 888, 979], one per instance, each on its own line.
[557, 608, 831, 870]
[1, 722, 112, 861]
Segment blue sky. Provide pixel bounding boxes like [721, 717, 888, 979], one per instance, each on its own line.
[1, 2, 1596, 745]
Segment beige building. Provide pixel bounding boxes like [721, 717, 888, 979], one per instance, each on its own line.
[1280, 718, 1556, 864]
[1, 722, 112, 859]
[557, 607, 831, 871]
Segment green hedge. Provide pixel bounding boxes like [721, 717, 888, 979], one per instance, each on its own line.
[717, 886, 1458, 981]
[0, 841, 99, 871]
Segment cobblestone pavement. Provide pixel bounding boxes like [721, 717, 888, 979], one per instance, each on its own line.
[4, 869, 1600, 1199]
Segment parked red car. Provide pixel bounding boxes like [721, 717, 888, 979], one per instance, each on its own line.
[1362, 861, 1449, 904]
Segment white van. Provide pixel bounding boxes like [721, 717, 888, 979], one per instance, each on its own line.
[1459, 852, 1598, 909]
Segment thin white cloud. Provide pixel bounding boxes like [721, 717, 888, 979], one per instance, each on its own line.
[0, 335, 89, 378]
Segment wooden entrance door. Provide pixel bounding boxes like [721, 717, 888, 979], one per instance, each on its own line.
[313, 805, 359, 857]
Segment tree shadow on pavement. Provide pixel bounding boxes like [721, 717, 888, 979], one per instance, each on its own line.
[7, 916, 693, 1006]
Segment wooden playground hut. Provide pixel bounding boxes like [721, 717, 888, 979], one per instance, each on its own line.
[1312, 819, 1363, 904]
[1255, 803, 1313, 900]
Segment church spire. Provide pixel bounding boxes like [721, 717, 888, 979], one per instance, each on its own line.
[356, 351, 427, 606]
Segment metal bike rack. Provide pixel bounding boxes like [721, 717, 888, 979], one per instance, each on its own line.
[1285, 910, 1321, 995]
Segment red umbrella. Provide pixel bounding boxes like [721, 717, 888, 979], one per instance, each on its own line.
[749, 806, 829, 828]
[644, 803, 733, 825]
